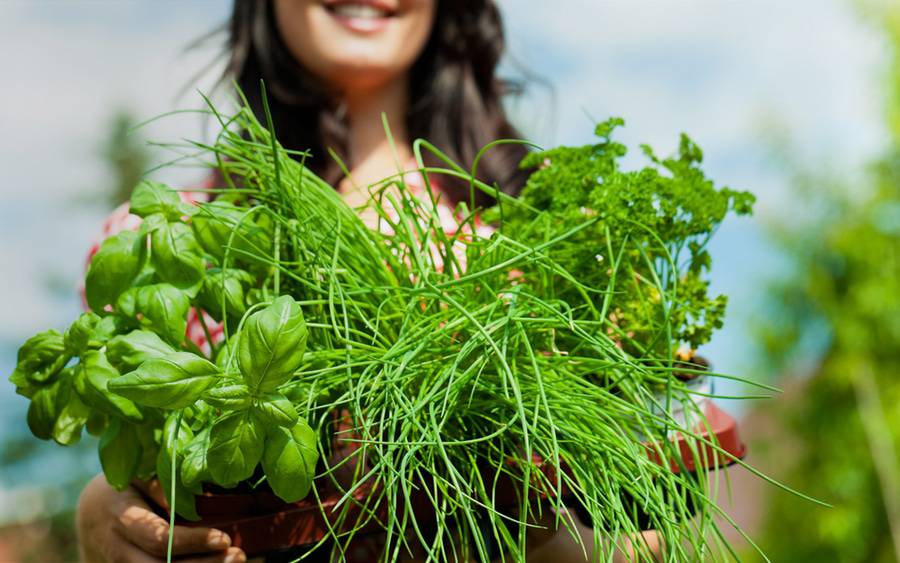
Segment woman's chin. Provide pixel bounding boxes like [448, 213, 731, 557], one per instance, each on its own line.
[327, 62, 403, 93]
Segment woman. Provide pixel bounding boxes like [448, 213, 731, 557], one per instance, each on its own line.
[76, 1, 659, 561]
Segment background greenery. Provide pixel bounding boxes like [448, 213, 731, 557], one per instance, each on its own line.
[746, 2, 900, 560]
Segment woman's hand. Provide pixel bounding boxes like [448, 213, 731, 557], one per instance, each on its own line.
[76, 474, 246, 563]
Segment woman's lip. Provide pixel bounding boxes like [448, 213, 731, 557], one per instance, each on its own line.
[322, 1, 397, 34]
[329, 12, 392, 33]
[322, 0, 398, 16]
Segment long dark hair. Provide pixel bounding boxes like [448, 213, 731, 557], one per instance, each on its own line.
[224, 0, 529, 204]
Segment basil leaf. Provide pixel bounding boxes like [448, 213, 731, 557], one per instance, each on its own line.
[115, 287, 139, 318]
[197, 268, 251, 323]
[85, 412, 108, 437]
[75, 351, 144, 423]
[138, 212, 168, 237]
[108, 352, 220, 409]
[157, 414, 200, 520]
[207, 411, 264, 487]
[130, 180, 182, 219]
[27, 377, 66, 440]
[106, 329, 176, 373]
[53, 391, 90, 446]
[262, 420, 318, 503]
[9, 367, 36, 399]
[192, 201, 272, 266]
[238, 296, 308, 392]
[151, 222, 205, 291]
[64, 312, 101, 355]
[254, 392, 298, 427]
[14, 329, 67, 385]
[203, 384, 252, 410]
[94, 315, 123, 342]
[214, 338, 236, 371]
[135, 424, 159, 481]
[181, 427, 211, 489]
[85, 230, 143, 311]
[132, 284, 191, 345]
[99, 419, 142, 491]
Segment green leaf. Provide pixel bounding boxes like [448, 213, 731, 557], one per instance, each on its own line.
[108, 352, 220, 409]
[203, 384, 252, 410]
[138, 212, 169, 237]
[197, 268, 252, 323]
[238, 296, 308, 392]
[262, 420, 318, 503]
[254, 392, 298, 427]
[135, 424, 159, 481]
[151, 221, 205, 291]
[14, 329, 67, 385]
[75, 351, 144, 423]
[9, 367, 35, 399]
[106, 330, 177, 373]
[130, 180, 182, 219]
[99, 419, 142, 491]
[115, 287, 139, 318]
[180, 427, 211, 489]
[192, 201, 271, 266]
[52, 391, 90, 446]
[125, 284, 190, 345]
[85, 230, 143, 311]
[64, 312, 101, 355]
[157, 414, 200, 520]
[207, 411, 264, 486]
[214, 338, 236, 371]
[85, 412, 108, 437]
[27, 377, 66, 440]
[96, 315, 124, 340]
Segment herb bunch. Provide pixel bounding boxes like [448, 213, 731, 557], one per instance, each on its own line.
[9, 98, 772, 562]
[492, 118, 755, 355]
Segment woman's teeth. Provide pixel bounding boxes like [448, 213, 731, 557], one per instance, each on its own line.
[330, 4, 391, 19]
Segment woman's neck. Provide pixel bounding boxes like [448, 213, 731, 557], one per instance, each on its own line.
[340, 77, 412, 197]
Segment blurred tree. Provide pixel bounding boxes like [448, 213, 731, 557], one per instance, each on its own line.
[751, 2, 900, 560]
[101, 109, 150, 207]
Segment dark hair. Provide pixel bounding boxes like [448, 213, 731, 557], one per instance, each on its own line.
[224, 0, 529, 205]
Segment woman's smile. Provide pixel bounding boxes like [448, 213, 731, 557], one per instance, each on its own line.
[322, 0, 399, 33]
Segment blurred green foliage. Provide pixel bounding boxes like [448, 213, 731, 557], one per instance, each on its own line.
[752, 2, 900, 561]
[102, 110, 150, 207]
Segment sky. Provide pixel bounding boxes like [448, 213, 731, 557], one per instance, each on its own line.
[0, 0, 889, 521]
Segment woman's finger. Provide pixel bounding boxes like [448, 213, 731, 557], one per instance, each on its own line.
[179, 546, 248, 563]
[132, 478, 169, 509]
[117, 490, 232, 556]
[168, 525, 233, 556]
[123, 479, 231, 555]
[109, 540, 164, 563]
[116, 489, 172, 556]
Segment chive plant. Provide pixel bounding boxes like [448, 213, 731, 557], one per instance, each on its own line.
[8, 95, 791, 562]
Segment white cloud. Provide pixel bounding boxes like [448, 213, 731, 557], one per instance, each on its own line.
[500, 0, 888, 202]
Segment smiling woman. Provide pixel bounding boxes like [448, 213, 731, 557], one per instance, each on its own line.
[71, 1, 602, 562]
[227, 0, 529, 204]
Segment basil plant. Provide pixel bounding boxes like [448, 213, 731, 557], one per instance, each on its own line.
[8, 181, 318, 519]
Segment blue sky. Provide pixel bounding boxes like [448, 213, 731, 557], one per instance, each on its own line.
[0, 0, 889, 519]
